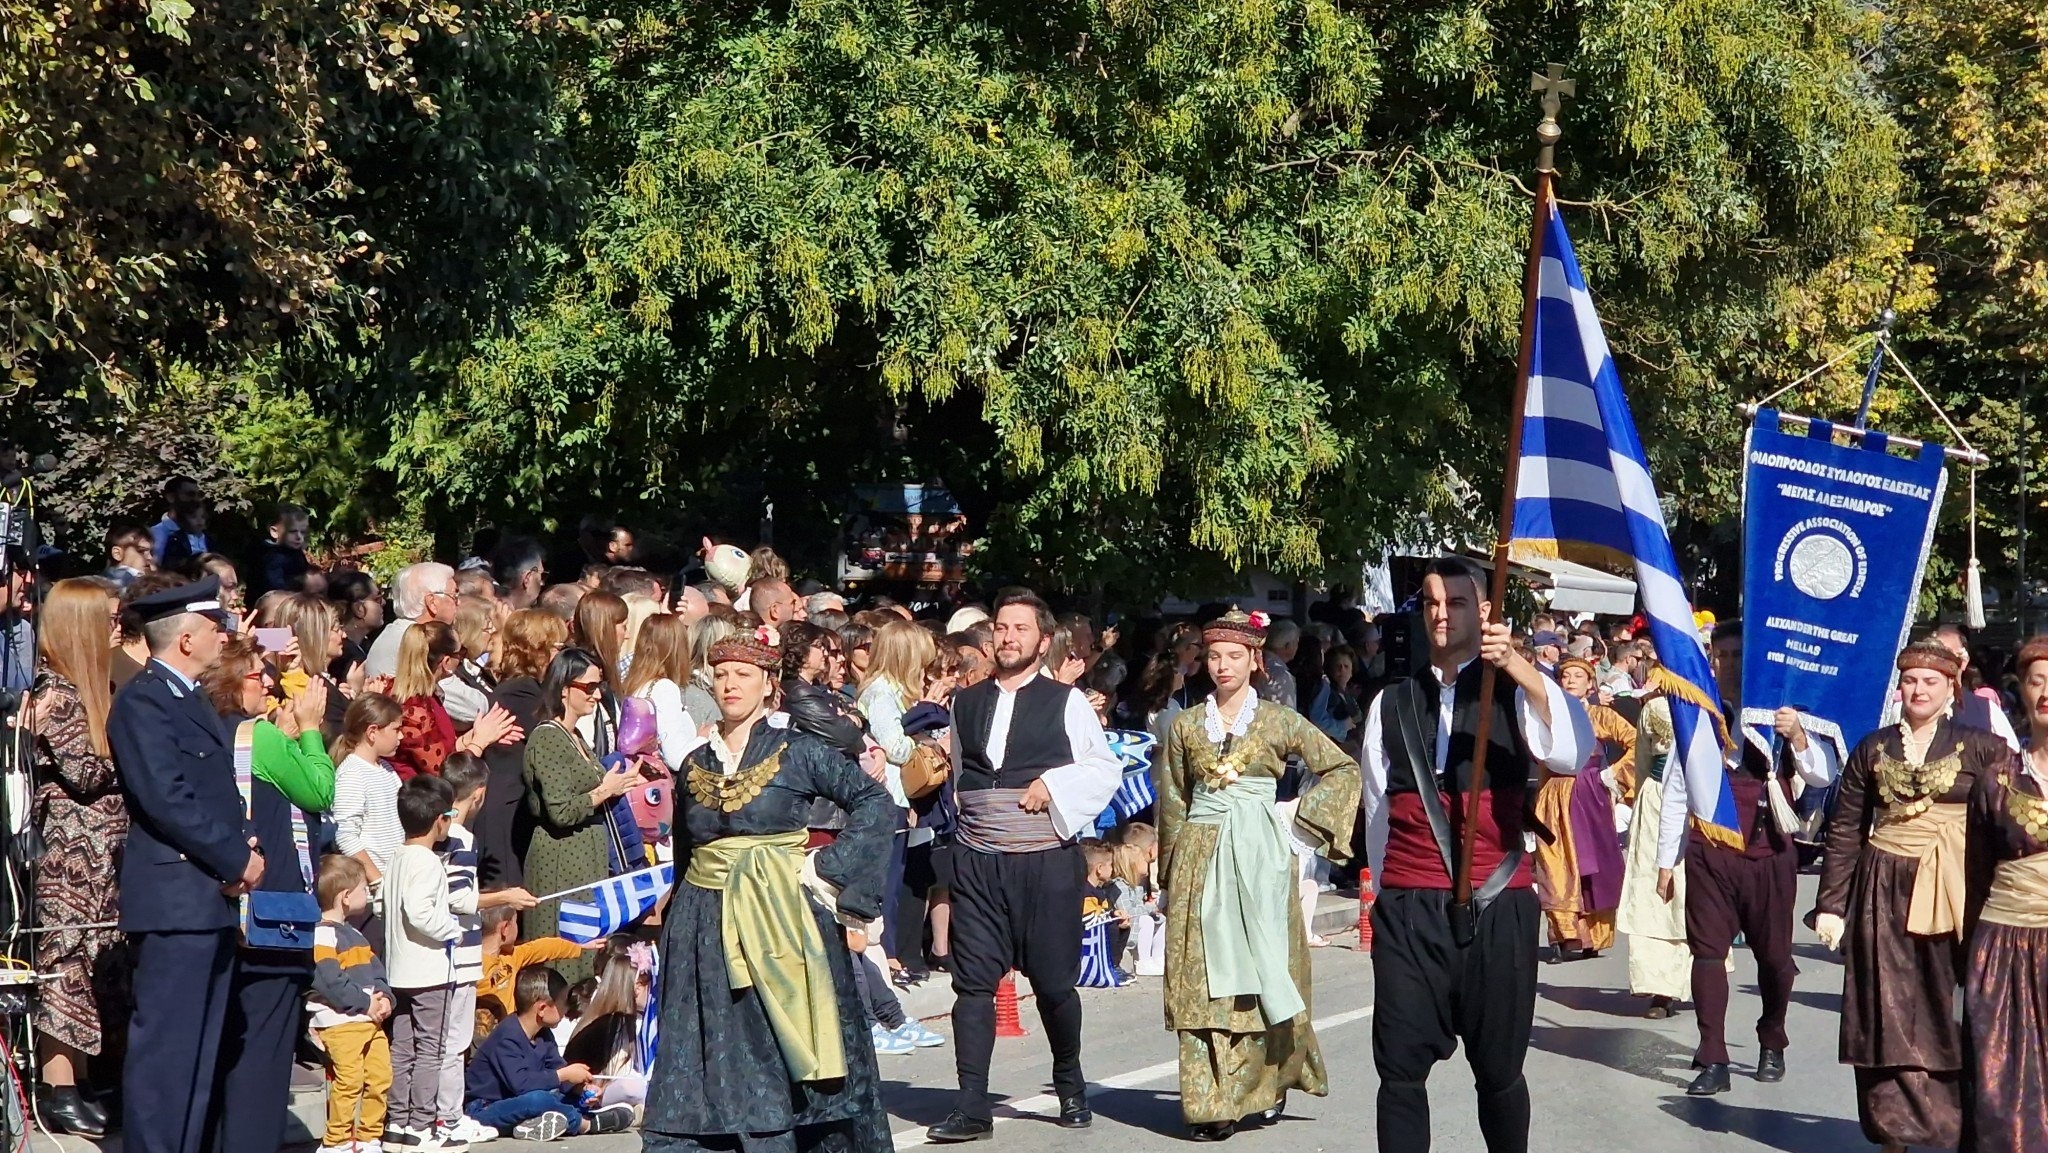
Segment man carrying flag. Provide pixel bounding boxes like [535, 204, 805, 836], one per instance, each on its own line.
[1654, 624, 1835, 1096]
[1359, 556, 1591, 1152]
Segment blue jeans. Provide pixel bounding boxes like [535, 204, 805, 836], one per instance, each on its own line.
[467, 1089, 584, 1135]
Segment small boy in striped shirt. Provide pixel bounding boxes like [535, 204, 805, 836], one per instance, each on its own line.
[437, 755, 538, 1149]
[312, 855, 395, 1153]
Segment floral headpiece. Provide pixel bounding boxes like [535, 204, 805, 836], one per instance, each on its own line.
[627, 940, 657, 977]
[1202, 608, 1269, 649]
[709, 624, 780, 669]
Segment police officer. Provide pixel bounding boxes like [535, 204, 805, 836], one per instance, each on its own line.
[109, 575, 262, 1153]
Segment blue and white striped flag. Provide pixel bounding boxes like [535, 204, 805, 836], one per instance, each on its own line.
[1076, 909, 1121, 988]
[1094, 730, 1159, 835]
[636, 943, 661, 1071]
[556, 863, 674, 944]
[1508, 196, 1740, 846]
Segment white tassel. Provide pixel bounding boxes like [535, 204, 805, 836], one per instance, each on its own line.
[1966, 557, 1987, 629]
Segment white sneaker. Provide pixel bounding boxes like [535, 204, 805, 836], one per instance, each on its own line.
[454, 1117, 500, 1145]
[511, 1113, 569, 1143]
[432, 1125, 467, 1153]
[383, 1128, 427, 1150]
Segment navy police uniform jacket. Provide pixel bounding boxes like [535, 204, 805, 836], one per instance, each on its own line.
[111, 659, 254, 933]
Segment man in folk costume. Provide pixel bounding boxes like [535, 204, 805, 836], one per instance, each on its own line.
[926, 589, 1122, 1144]
[1811, 641, 2008, 1152]
[1360, 556, 1592, 1153]
[1654, 620, 1837, 1096]
[1531, 656, 1632, 960]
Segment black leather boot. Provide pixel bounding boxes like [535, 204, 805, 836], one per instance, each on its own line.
[38, 1084, 106, 1139]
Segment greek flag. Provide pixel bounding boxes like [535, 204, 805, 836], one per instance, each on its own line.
[1094, 730, 1159, 835]
[1508, 196, 1740, 845]
[636, 945, 661, 1071]
[1076, 910, 1122, 988]
[557, 863, 674, 944]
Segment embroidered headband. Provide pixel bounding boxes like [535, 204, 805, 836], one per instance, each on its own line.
[1202, 608, 1268, 649]
[1896, 640, 1962, 682]
[709, 624, 781, 670]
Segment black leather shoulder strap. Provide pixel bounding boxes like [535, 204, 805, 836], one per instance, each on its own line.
[1394, 677, 1458, 883]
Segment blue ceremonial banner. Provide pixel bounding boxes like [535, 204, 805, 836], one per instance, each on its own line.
[1508, 194, 1741, 845]
[1739, 409, 1947, 757]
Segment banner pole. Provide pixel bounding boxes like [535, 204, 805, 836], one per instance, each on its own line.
[1458, 65, 1570, 911]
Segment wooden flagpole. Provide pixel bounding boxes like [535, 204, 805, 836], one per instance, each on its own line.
[1454, 64, 1572, 913]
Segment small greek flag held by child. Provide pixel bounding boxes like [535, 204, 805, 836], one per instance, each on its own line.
[1093, 730, 1159, 835]
[1075, 910, 1122, 988]
[556, 863, 674, 944]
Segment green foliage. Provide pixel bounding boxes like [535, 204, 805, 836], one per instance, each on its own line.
[216, 369, 382, 547]
[393, 0, 1901, 599]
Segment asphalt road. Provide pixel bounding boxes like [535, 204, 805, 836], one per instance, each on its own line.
[31, 874, 1869, 1153]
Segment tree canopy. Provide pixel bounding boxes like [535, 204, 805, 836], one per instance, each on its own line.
[7, 0, 2042, 610]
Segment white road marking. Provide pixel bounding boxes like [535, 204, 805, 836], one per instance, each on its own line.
[890, 1005, 1376, 1148]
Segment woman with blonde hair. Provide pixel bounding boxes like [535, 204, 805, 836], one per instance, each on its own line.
[684, 614, 737, 729]
[442, 593, 501, 726]
[391, 620, 519, 779]
[478, 610, 569, 887]
[28, 579, 126, 1135]
[256, 591, 343, 704]
[858, 619, 938, 982]
[624, 612, 702, 769]
[619, 593, 666, 673]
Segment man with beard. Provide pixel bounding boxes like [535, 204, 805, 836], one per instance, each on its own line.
[927, 588, 1122, 1143]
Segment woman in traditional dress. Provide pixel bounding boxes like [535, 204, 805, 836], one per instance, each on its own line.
[1813, 641, 2009, 1153]
[1156, 609, 1359, 1141]
[1962, 636, 2048, 1153]
[1532, 658, 1628, 959]
[642, 625, 895, 1153]
[1616, 693, 1691, 1017]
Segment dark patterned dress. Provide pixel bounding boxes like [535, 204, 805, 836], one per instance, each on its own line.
[643, 723, 894, 1153]
[1816, 721, 2009, 1148]
[31, 670, 130, 1055]
[1963, 762, 2048, 1153]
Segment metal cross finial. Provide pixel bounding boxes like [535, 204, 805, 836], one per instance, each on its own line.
[1531, 63, 1575, 174]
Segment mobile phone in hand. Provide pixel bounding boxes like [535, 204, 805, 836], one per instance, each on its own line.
[252, 627, 292, 652]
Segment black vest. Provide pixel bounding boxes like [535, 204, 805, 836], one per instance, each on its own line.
[1381, 662, 1535, 797]
[953, 675, 1075, 792]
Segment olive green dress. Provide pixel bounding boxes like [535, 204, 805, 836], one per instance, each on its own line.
[521, 719, 613, 982]
[1156, 698, 1361, 1125]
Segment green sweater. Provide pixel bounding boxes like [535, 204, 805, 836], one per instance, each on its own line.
[250, 721, 336, 814]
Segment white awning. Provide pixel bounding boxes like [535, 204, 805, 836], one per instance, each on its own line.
[1514, 555, 1637, 616]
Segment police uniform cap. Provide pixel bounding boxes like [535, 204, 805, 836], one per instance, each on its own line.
[128, 574, 233, 627]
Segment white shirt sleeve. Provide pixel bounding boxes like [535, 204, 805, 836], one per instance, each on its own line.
[1656, 749, 1691, 870]
[1987, 701, 2023, 754]
[648, 679, 705, 767]
[1040, 690, 1124, 840]
[1519, 674, 1592, 775]
[332, 761, 368, 859]
[1359, 693, 1389, 893]
[1790, 735, 1838, 789]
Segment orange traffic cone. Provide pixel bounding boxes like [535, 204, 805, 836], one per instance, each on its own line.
[995, 971, 1026, 1037]
[1356, 869, 1375, 954]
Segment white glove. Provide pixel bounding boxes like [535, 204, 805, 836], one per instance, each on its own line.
[1813, 912, 1846, 952]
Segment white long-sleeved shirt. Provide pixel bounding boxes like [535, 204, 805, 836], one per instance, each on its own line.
[332, 754, 404, 875]
[383, 842, 464, 989]
[948, 670, 1123, 840]
[634, 678, 706, 769]
[858, 678, 917, 809]
[1358, 662, 1592, 890]
[1654, 725, 1837, 869]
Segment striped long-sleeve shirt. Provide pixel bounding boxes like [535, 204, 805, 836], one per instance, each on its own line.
[332, 754, 404, 876]
[442, 821, 484, 983]
[311, 918, 391, 1029]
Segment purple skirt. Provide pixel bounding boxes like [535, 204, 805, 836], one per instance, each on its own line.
[1568, 767, 1624, 914]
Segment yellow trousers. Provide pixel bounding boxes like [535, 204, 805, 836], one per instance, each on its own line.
[319, 1020, 392, 1146]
